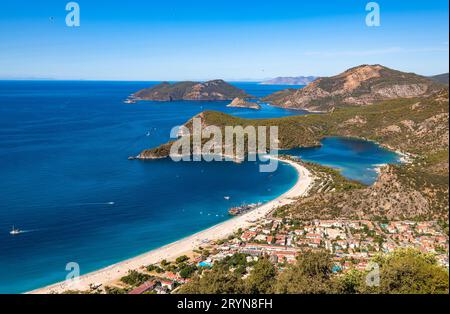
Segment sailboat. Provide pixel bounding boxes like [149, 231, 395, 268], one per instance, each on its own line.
[10, 225, 22, 235]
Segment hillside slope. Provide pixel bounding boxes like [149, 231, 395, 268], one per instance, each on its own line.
[132, 80, 252, 101]
[430, 73, 449, 85]
[263, 65, 444, 112]
[139, 90, 449, 222]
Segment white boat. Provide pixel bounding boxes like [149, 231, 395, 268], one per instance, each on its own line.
[224, 196, 230, 200]
[10, 225, 22, 235]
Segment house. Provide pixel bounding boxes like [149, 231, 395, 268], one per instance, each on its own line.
[306, 238, 321, 248]
[305, 233, 321, 239]
[294, 229, 304, 236]
[319, 220, 343, 228]
[254, 234, 267, 242]
[160, 280, 175, 290]
[128, 280, 157, 295]
[275, 235, 287, 246]
[154, 285, 169, 294]
[325, 229, 346, 240]
[163, 272, 180, 282]
[241, 231, 257, 242]
[272, 251, 298, 264]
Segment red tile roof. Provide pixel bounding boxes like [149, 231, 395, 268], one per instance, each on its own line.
[128, 280, 156, 295]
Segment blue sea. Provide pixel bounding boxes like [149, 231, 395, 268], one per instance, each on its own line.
[0, 81, 399, 293]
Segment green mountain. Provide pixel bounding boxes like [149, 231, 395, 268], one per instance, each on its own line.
[132, 79, 252, 101]
[263, 65, 444, 112]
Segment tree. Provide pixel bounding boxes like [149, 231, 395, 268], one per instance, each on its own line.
[337, 248, 449, 294]
[179, 264, 197, 279]
[221, 253, 248, 268]
[334, 269, 366, 294]
[120, 270, 150, 286]
[371, 248, 449, 294]
[160, 259, 170, 267]
[104, 286, 128, 294]
[244, 257, 277, 293]
[176, 255, 189, 264]
[177, 266, 244, 294]
[273, 250, 335, 294]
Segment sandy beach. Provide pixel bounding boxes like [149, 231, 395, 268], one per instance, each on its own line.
[29, 158, 312, 294]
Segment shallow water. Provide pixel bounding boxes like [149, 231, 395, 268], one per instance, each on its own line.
[283, 137, 401, 185]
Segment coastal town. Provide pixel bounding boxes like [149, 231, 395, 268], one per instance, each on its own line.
[32, 152, 449, 295]
[76, 216, 448, 294]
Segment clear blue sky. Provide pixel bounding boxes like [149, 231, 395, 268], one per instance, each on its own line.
[0, 0, 448, 80]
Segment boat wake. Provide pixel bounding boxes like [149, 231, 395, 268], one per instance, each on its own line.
[9, 226, 41, 235]
[14, 229, 38, 234]
[71, 202, 115, 206]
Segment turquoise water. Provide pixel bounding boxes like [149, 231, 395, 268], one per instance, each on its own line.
[283, 137, 402, 185]
[0, 81, 399, 293]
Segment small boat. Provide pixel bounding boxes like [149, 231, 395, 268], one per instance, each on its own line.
[124, 98, 136, 104]
[10, 225, 22, 235]
[224, 196, 230, 200]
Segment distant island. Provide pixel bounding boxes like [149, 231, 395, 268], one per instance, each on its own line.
[131, 79, 252, 101]
[430, 73, 449, 85]
[227, 97, 261, 110]
[260, 76, 318, 85]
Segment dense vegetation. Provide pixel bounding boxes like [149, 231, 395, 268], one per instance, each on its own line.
[133, 80, 252, 101]
[178, 249, 449, 294]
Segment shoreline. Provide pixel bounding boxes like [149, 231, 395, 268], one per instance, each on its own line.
[28, 158, 313, 294]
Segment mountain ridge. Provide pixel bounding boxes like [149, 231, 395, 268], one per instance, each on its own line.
[132, 79, 252, 101]
[430, 73, 449, 85]
[263, 64, 445, 112]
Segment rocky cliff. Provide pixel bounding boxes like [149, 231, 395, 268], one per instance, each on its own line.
[263, 65, 444, 112]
